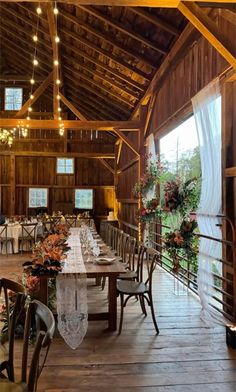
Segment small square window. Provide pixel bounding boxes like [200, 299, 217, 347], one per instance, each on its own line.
[57, 158, 74, 174]
[4, 88, 23, 110]
[29, 188, 48, 208]
[75, 189, 93, 209]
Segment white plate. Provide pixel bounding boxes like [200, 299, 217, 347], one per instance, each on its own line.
[96, 257, 116, 265]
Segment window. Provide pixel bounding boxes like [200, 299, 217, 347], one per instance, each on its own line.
[4, 88, 23, 110]
[75, 189, 93, 209]
[29, 188, 48, 208]
[57, 158, 74, 174]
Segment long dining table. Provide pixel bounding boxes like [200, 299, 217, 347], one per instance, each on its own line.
[39, 227, 127, 336]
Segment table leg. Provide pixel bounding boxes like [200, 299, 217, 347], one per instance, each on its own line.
[108, 275, 117, 331]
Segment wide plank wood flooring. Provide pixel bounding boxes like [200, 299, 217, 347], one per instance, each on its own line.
[1, 253, 236, 392]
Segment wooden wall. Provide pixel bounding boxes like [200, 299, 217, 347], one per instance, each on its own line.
[0, 134, 115, 223]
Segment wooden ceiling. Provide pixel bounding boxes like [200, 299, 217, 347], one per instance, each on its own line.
[0, 2, 188, 121]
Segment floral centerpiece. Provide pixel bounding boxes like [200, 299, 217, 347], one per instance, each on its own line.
[23, 223, 70, 277]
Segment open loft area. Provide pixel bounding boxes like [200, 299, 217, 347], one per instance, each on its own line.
[0, 1, 236, 392]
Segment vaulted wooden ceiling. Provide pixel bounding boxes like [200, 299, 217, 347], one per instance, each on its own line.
[0, 2, 188, 121]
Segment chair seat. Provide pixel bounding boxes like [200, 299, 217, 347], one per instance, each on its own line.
[0, 237, 14, 243]
[118, 270, 137, 280]
[117, 280, 147, 295]
[0, 379, 27, 392]
[18, 236, 34, 241]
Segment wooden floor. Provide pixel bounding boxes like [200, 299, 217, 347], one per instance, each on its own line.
[1, 253, 236, 392]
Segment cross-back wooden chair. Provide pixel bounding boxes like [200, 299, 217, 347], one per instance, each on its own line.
[118, 236, 138, 281]
[19, 223, 38, 255]
[0, 225, 14, 255]
[41, 220, 54, 238]
[1, 300, 55, 392]
[117, 247, 160, 335]
[0, 278, 26, 380]
[65, 216, 77, 228]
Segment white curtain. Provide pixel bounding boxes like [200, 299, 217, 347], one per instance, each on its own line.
[192, 79, 225, 324]
[144, 133, 156, 245]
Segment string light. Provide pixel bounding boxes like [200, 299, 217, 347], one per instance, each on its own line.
[54, 60, 59, 66]
[56, 94, 60, 100]
[55, 36, 60, 43]
[56, 79, 60, 85]
[36, 6, 42, 15]
[26, 2, 42, 128]
[53, 7, 59, 15]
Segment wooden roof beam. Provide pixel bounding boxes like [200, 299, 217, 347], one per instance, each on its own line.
[63, 64, 135, 108]
[0, 75, 46, 82]
[79, 5, 168, 55]
[60, 41, 145, 92]
[66, 89, 121, 120]
[60, 26, 151, 81]
[98, 159, 115, 175]
[178, 2, 236, 69]
[61, 8, 157, 69]
[113, 129, 140, 156]
[63, 55, 140, 100]
[66, 84, 122, 119]
[59, 93, 87, 121]
[129, 7, 181, 36]
[0, 1, 235, 6]
[46, 3, 61, 119]
[0, 151, 116, 159]
[0, 119, 140, 131]
[14, 72, 53, 118]
[64, 73, 132, 117]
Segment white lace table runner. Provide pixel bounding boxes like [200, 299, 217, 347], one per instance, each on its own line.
[56, 228, 88, 349]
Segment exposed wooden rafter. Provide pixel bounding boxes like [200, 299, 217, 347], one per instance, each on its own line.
[0, 1, 235, 6]
[113, 129, 140, 156]
[59, 93, 87, 120]
[0, 119, 140, 130]
[79, 6, 167, 55]
[14, 73, 53, 118]
[178, 1, 236, 69]
[46, 3, 61, 119]
[129, 7, 181, 36]
[61, 8, 157, 69]
[98, 159, 115, 175]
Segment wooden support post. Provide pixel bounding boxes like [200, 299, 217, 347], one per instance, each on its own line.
[10, 154, 15, 216]
[138, 105, 148, 241]
[221, 80, 236, 321]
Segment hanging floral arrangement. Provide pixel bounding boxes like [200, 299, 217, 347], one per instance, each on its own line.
[136, 198, 162, 223]
[163, 177, 199, 217]
[133, 154, 164, 198]
[163, 218, 198, 273]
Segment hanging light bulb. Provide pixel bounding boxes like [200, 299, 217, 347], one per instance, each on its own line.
[28, 107, 33, 112]
[54, 7, 59, 15]
[36, 6, 42, 15]
[56, 94, 60, 100]
[33, 35, 38, 42]
[55, 36, 60, 43]
[56, 79, 60, 85]
[54, 60, 59, 66]
[58, 116, 62, 121]
[30, 94, 34, 100]
[58, 107, 62, 112]
[30, 79, 35, 84]
[33, 58, 38, 66]
[26, 116, 30, 120]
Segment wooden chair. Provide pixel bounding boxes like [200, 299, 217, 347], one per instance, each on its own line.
[0, 278, 26, 380]
[41, 220, 54, 238]
[1, 300, 55, 392]
[0, 225, 14, 255]
[65, 216, 77, 228]
[18, 223, 38, 255]
[117, 247, 160, 335]
[118, 236, 139, 281]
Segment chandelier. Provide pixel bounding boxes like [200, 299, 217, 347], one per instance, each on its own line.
[0, 128, 14, 147]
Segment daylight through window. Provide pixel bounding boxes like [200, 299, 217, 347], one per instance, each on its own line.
[4, 87, 23, 110]
[75, 189, 93, 209]
[57, 158, 74, 174]
[29, 188, 48, 208]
